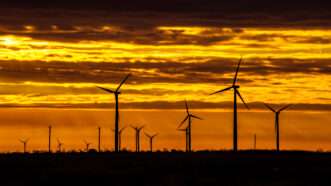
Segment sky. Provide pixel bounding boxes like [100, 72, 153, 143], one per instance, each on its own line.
[0, 1, 330, 152]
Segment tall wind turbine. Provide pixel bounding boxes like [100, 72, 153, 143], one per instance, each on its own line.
[210, 58, 249, 152]
[19, 138, 29, 153]
[97, 74, 131, 153]
[264, 103, 291, 152]
[48, 125, 52, 153]
[131, 126, 144, 152]
[98, 126, 101, 152]
[57, 138, 63, 152]
[177, 100, 202, 152]
[177, 127, 189, 152]
[145, 132, 158, 152]
[84, 140, 91, 152]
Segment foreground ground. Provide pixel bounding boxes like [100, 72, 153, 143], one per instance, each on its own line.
[0, 151, 330, 186]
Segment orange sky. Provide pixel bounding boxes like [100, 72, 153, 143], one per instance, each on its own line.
[0, 108, 330, 152]
[0, 5, 330, 152]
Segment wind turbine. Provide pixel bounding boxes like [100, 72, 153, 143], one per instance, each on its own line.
[177, 127, 189, 152]
[210, 57, 249, 152]
[131, 125, 144, 152]
[177, 100, 202, 152]
[98, 126, 101, 152]
[118, 126, 127, 151]
[84, 140, 91, 152]
[57, 138, 63, 152]
[264, 103, 291, 152]
[254, 134, 257, 150]
[48, 125, 52, 153]
[145, 132, 158, 152]
[19, 138, 29, 153]
[97, 74, 131, 152]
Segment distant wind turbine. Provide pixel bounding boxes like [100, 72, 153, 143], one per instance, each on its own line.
[210, 57, 249, 152]
[98, 126, 101, 152]
[112, 126, 127, 151]
[48, 125, 52, 153]
[177, 127, 189, 152]
[145, 132, 158, 152]
[84, 140, 91, 152]
[57, 138, 63, 152]
[131, 125, 144, 152]
[118, 126, 127, 151]
[264, 103, 291, 152]
[177, 100, 202, 152]
[19, 138, 29, 153]
[254, 134, 257, 150]
[97, 74, 131, 152]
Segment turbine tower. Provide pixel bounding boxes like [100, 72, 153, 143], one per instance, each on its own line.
[145, 132, 158, 152]
[98, 126, 101, 152]
[48, 125, 52, 153]
[118, 126, 127, 151]
[131, 126, 144, 152]
[177, 127, 189, 152]
[97, 74, 131, 153]
[57, 138, 63, 152]
[19, 138, 29, 153]
[254, 134, 256, 150]
[177, 100, 202, 152]
[84, 140, 91, 152]
[264, 103, 291, 152]
[210, 58, 249, 152]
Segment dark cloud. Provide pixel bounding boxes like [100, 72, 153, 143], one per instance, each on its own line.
[0, 1, 331, 31]
[0, 58, 330, 85]
[0, 101, 330, 111]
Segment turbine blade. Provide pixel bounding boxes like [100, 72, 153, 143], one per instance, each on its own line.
[233, 57, 243, 86]
[130, 125, 137, 130]
[236, 90, 249, 110]
[138, 125, 144, 130]
[116, 73, 131, 92]
[120, 126, 127, 132]
[210, 86, 232, 95]
[97, 86, 115, 93]
[185, 100, 189, 114]
[178, 115, 189, 128]
[264, 103, 276, 112]
[144, 132, 151, 138]
[278, 104, 292, 112]
[191, 114, 203, 120]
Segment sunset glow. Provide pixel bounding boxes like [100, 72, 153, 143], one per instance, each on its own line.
[0, 4, 330, 152]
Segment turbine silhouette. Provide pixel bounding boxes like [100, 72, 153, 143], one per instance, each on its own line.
[48, 125, 52, 153]
[145, 132, 158, 152]
[57, 138, 63, 152]
[210, 57, 249, 152]
[19, 138, 29, 153]
[177, 100, 202, 152]
[118, 126, 127, 151]
[84, 140, 91, 152]
[254, 134, 257, 150]
[264, 103, 291, 152]
[98, 126, 101, 152]
[177, 127, 189, 152]
[131, 125, 144, 152]
[97, 74, 131, 152]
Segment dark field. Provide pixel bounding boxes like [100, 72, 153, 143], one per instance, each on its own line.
[0, 151, 330, 186]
